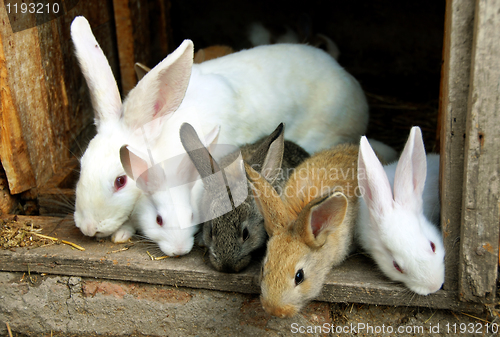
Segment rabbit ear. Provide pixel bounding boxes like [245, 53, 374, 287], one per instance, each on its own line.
[120, 145, 149, 180]
[180, 123, 222, 179]
[177, 124, 220, 186]
[71, 16, 122, 129]
[245, 163, 290, 236]
[358, 136, 394, 220]
[296, 192, 348, 248]
[120, 145, 161, 193]
[250, 123, 285, 184]
[123, 40, 194, 141]
[134, 62, 150, 81]
[393, 126, 427, 211]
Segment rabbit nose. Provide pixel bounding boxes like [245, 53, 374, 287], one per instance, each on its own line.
[260, 297, 296, 318]
[174, 246, 191, 256]
[79, 221, 97, 237]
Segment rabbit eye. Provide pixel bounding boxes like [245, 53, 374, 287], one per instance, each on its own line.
[393, 261, 403, 273]
[294, 269, 304, 286]
[430, 241, 436, 253]
[156, 215, 163, 226]
[242, 228, 249, 242]
[114, 175, 127, 191]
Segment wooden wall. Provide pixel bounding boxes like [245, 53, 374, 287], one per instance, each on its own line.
[0, 1, 119, 212]
[439, 0, 499, 305]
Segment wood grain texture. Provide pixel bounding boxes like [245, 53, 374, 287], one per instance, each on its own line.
[112, 0, 172, 94]
[0, 1, 118, 198]
[459, 0, 500, 303]
[0, 8, 37, 194]
[438, 0, 475, 291]
[0, 215, 483, 312]
[113, 0, 136, 94]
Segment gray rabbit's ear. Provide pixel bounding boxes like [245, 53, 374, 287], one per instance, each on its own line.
[176, 125, 220, 188]
[179, 123, 222, 179]
[250, 123, 285, 184]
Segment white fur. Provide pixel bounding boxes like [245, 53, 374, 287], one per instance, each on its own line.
[71, 16, 368, 241]
[356, 127, 444, 295]
[118, 127, 219, 255]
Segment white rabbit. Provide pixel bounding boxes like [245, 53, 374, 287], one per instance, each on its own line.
[356, 126, 444, 295]
[117, 127, 220, 256]
[70, 16, 368, 242]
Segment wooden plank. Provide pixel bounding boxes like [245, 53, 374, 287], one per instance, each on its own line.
[0, 163, 18, 214]
[0, 1, 118, 196]
[113, 0, 172, 94]
[459, 0, 500, 303]
[37, 158, 78, 216]
[0, 215, 483, 312]
[112, 0, 136, 94]
[438, 0, 475, 291]
[0, 10, 37, 194]
[0, 6, 58, 192]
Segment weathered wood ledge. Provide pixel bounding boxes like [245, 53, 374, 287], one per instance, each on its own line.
[0, 215, 484, 313]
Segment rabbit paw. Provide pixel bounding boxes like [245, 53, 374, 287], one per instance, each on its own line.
[111, 223, 135, 243]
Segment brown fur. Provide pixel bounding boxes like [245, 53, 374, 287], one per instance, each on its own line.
[194, 45, 235, 64]
[246, 143, 360, 318]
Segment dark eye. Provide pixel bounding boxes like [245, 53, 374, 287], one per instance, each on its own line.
[393, 261, 403, 273]
[114, 175, 127, 191]
[156, 215, 163, 226]
[242, 228, 249, 242]
[430, 241, 436, 253]
[295, 269, 304, 286]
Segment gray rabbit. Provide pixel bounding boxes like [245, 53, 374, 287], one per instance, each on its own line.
[180, 123, 309, 272]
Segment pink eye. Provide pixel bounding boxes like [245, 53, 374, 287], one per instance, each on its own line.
[430, 241, 436, 253]
[393, 261, 403, 273]
[114, 175, 127, 191]
[156, 215, 163, 226]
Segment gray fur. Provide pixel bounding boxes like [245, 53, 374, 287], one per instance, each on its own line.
[180, 123, 309, 272]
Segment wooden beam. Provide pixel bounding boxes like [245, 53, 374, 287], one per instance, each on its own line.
[0, 19, 37, 194]
[0, 215, 484, 312]
[459, 0, 500, 303]
[112, 0, 136, 94]
[438, 0, 475, 291]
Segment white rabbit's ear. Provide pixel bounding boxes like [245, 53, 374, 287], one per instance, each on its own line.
[120, 145, 149, 181]
[134, 62, 150, 81]
[393, 127, 427, 211]
[298, 192, 348, 248]
[71, 16, 122, 128]
[358, 136, 394, 220]
[123, 40, 194, 141]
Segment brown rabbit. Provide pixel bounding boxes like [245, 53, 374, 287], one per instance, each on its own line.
[245, 144, 360, 318]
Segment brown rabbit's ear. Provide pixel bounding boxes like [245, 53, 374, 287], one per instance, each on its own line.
[245, 163, 289, 236]
[296, 192, 348, 248]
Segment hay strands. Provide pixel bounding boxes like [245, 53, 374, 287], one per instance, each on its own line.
[30, 232, 85, 251]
